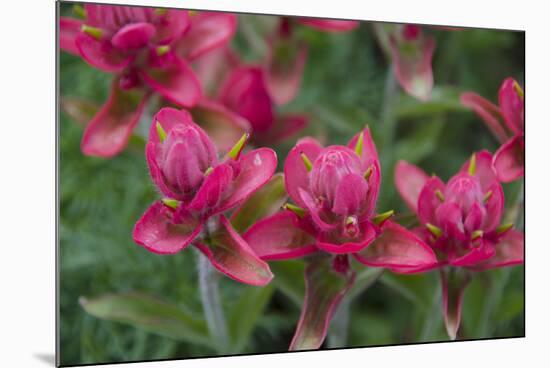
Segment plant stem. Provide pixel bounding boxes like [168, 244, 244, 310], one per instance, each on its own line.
[328, 296, 351, 348]
[197, 251, 229, 353]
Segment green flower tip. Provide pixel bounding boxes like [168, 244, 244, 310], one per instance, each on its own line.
[372, 209, 394, 226]
[300, 152, 313, 172]
[156, 45, 170, 57]
[156, 121, 167, 143]
[426, 223, 443, 238]
[283, 203, 306, 218]
[81, 25, 103, 40]
[161, 198, 180, 209]
[354, 131, 364, 156]
[468, 153, 476, 176]
[227, 132, 250, 160]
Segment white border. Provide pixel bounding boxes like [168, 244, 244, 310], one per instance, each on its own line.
[2, 0, 548, 367]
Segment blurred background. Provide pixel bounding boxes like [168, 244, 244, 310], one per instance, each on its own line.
[59, 3, 524, 366]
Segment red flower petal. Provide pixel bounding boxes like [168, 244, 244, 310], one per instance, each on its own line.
[59, 17, 83, 55]
[493, 136, 525, 183]
[153, 9, 189, 44]
[284, 137, 323, 207]
[498, 78, 524, 135]
[194, 215, 273, 286]
[481, 229, 524, 269]
[133, 202, 202, 254]
[189, 99, 251, 152]
[188, 163, 234, 215]
[390, 35, 435, 101]
[354, 221, 438, 270]
[332, 173, 369, 216]
[459, 150, 498, 192]
[449, 239, 495, 267]
[81, 79, 149, 157]
[297, 18, 359, 32]
[243, 211, 317, 260]
[216, 148, 278, 213]
[417, 176, 446, 225]
[394, 160, 429, 213]
[317, 220, 378, 254]
[460, 92, 509, 144]
[289, 257, 355, 351]
[140, 56, 202, 107]
[264, 36, 307, 105]
[75, 33, 131, 73]
[177, 13, 237, 61]
[111, 22, 156, 50]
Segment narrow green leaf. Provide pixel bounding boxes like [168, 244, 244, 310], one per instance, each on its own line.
[270, 260, 306, 307]
[227, 284, 275, 353]
[230, 173, 288, 232]
[80, 293, 211, 347]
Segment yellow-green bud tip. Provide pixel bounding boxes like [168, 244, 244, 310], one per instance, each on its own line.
[300, 152, 313, 172]
[513, 81, 524, 100]
[496, 223, 514, 234]
[435, 189, 445, 202]
[156, 121, 167, 143]
[483, 190, 493, 203]
[81, 25, 103, 40]
[372, 210, 394, 226]
[364, 166, 373, 180]
[204, 167, 213, 176]
[468, 153, 476, 176]
[354, 131, 364, 156]
[73, 4, 86, 19]
[161, 198, 180, 209]
[156, 45, 170, 57]
[227, 132, 250, 160]
[471, 230, 483, 241]
[283, 203, 306, 218]
[426, 223, 443, 238]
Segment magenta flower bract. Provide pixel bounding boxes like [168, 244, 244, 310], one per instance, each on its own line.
[244, 127, 438, 350]
[461, 78, 525, 182]
[218, 66, 308, 144]
[389, 24, 436, 101]
[395, 151, 524, 339]
[59, 5, 236, 157]
[132, 107, 277, 285]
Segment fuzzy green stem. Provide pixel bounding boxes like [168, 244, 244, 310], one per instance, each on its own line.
[197, 251, 229, 353]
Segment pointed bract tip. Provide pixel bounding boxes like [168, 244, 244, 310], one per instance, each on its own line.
[468, 153, 476, 176]
[156, 121, 167, 143]
[156, 45, 171, 56]
[355, 131, 364, 156]
[426, 223, 443, 238]
[513, 81, 524, 99]
[161, 198, 180, 209]
[435, 189, 445, 202]
[300, 152, 313, 172]
[372, 210, 394, 226]
[496, 223, 514, 234]
[227, 132, 250, 160]
[73, 4, 86, 19]
[363, 166, 373, 180]
[283, 203, 306, 218]
[483, 190, 493, 203]
[155, 8, 167, 16]
[81, 25, 103, 40]
[471, 229, 483, 241]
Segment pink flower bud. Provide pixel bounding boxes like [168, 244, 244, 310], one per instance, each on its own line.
[158, 124, 216, 199]
[309, 147, 365, 210]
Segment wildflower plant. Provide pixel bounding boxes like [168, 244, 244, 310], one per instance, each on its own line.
[59, 3, 524, 364]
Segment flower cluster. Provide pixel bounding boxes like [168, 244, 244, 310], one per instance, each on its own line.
[61, 4, 524, 352]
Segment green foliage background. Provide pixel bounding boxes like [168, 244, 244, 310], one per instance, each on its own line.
[59, 4, 524, 366]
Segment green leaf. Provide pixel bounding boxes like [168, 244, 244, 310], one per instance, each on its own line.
[379, 272, 437, 309]
[80, 293, 211, 347]
[227, 284, 275, 353]
[230, 173, 288, 233]
[347, 267, 384, 301]
[395, 86, 468, 118]
[270, 260, 306, 307]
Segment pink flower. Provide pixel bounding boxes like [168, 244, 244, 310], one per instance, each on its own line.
[244, 127, 438, 350]
[133, 107, 277, 285]
[218, 65, 308, 144]
[395, 151, 524, 339]
[60, 5, 236, 157]
[461, 78, 525, 182]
